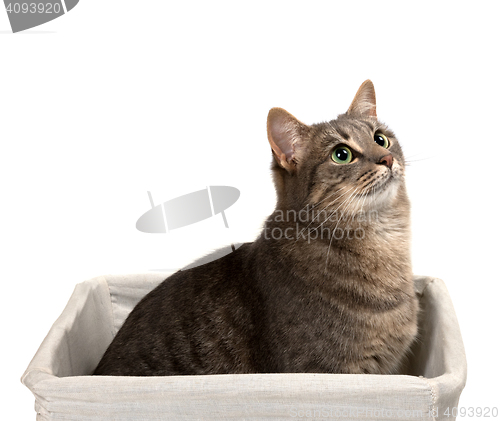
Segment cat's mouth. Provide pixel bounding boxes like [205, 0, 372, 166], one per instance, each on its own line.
[367, 172, 394, 195]
[358, 170, 395, 197]
[355, 170, 401, 211]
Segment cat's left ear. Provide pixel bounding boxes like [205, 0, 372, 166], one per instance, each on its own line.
[347, 80, 377, 118]
[267, 107, 309, 173]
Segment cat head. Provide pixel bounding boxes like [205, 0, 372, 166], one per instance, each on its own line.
[267, 80, 407, 220]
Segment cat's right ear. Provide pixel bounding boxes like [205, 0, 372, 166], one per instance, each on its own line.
[267, 108, 308, 173]
[347, 80, 377, 118]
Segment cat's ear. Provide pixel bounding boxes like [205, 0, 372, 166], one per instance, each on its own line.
[267, 108, 309, 173]
[347, 80, 377, 118]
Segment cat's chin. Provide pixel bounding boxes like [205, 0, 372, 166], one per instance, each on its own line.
[362, 176, 401, 211]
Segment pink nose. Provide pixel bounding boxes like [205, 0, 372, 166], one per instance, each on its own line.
[378, 154, 393, 169]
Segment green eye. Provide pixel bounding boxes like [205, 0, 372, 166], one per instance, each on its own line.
[331, 146, 353, 164]
[374, 133, 389, 148]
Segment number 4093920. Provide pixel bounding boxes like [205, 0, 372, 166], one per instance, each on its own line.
[5, 3, 62, 14]
[444, 407, 498, 418]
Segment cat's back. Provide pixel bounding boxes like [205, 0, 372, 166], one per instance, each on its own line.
[94, 243, 265, 376]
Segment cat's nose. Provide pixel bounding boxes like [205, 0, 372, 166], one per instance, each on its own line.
[378, 154, 393, 169]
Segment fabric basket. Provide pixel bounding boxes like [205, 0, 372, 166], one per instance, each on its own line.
[22, 273, 466, 420]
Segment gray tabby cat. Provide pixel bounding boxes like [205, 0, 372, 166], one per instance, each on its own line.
[94, 80, 418, 376]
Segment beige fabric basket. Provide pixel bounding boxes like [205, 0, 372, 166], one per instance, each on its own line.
[22, 274, 466, 420]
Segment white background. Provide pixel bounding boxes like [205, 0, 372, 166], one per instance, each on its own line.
[1, 1, 498, 419]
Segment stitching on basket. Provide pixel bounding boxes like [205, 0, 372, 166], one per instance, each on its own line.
[101, 276, 117, 338]
[418, 278, 438, 420]
[420, 376, 438, 420]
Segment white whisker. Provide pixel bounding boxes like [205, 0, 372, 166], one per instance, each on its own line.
[295, 185, 356, 242]
[324, 186, 363, 274]
[305, 186, 358, 236]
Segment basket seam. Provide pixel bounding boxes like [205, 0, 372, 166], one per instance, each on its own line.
[420, 375, 438, 420]
[99, 275, 117, 338]
[419, 277, 438, 420]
